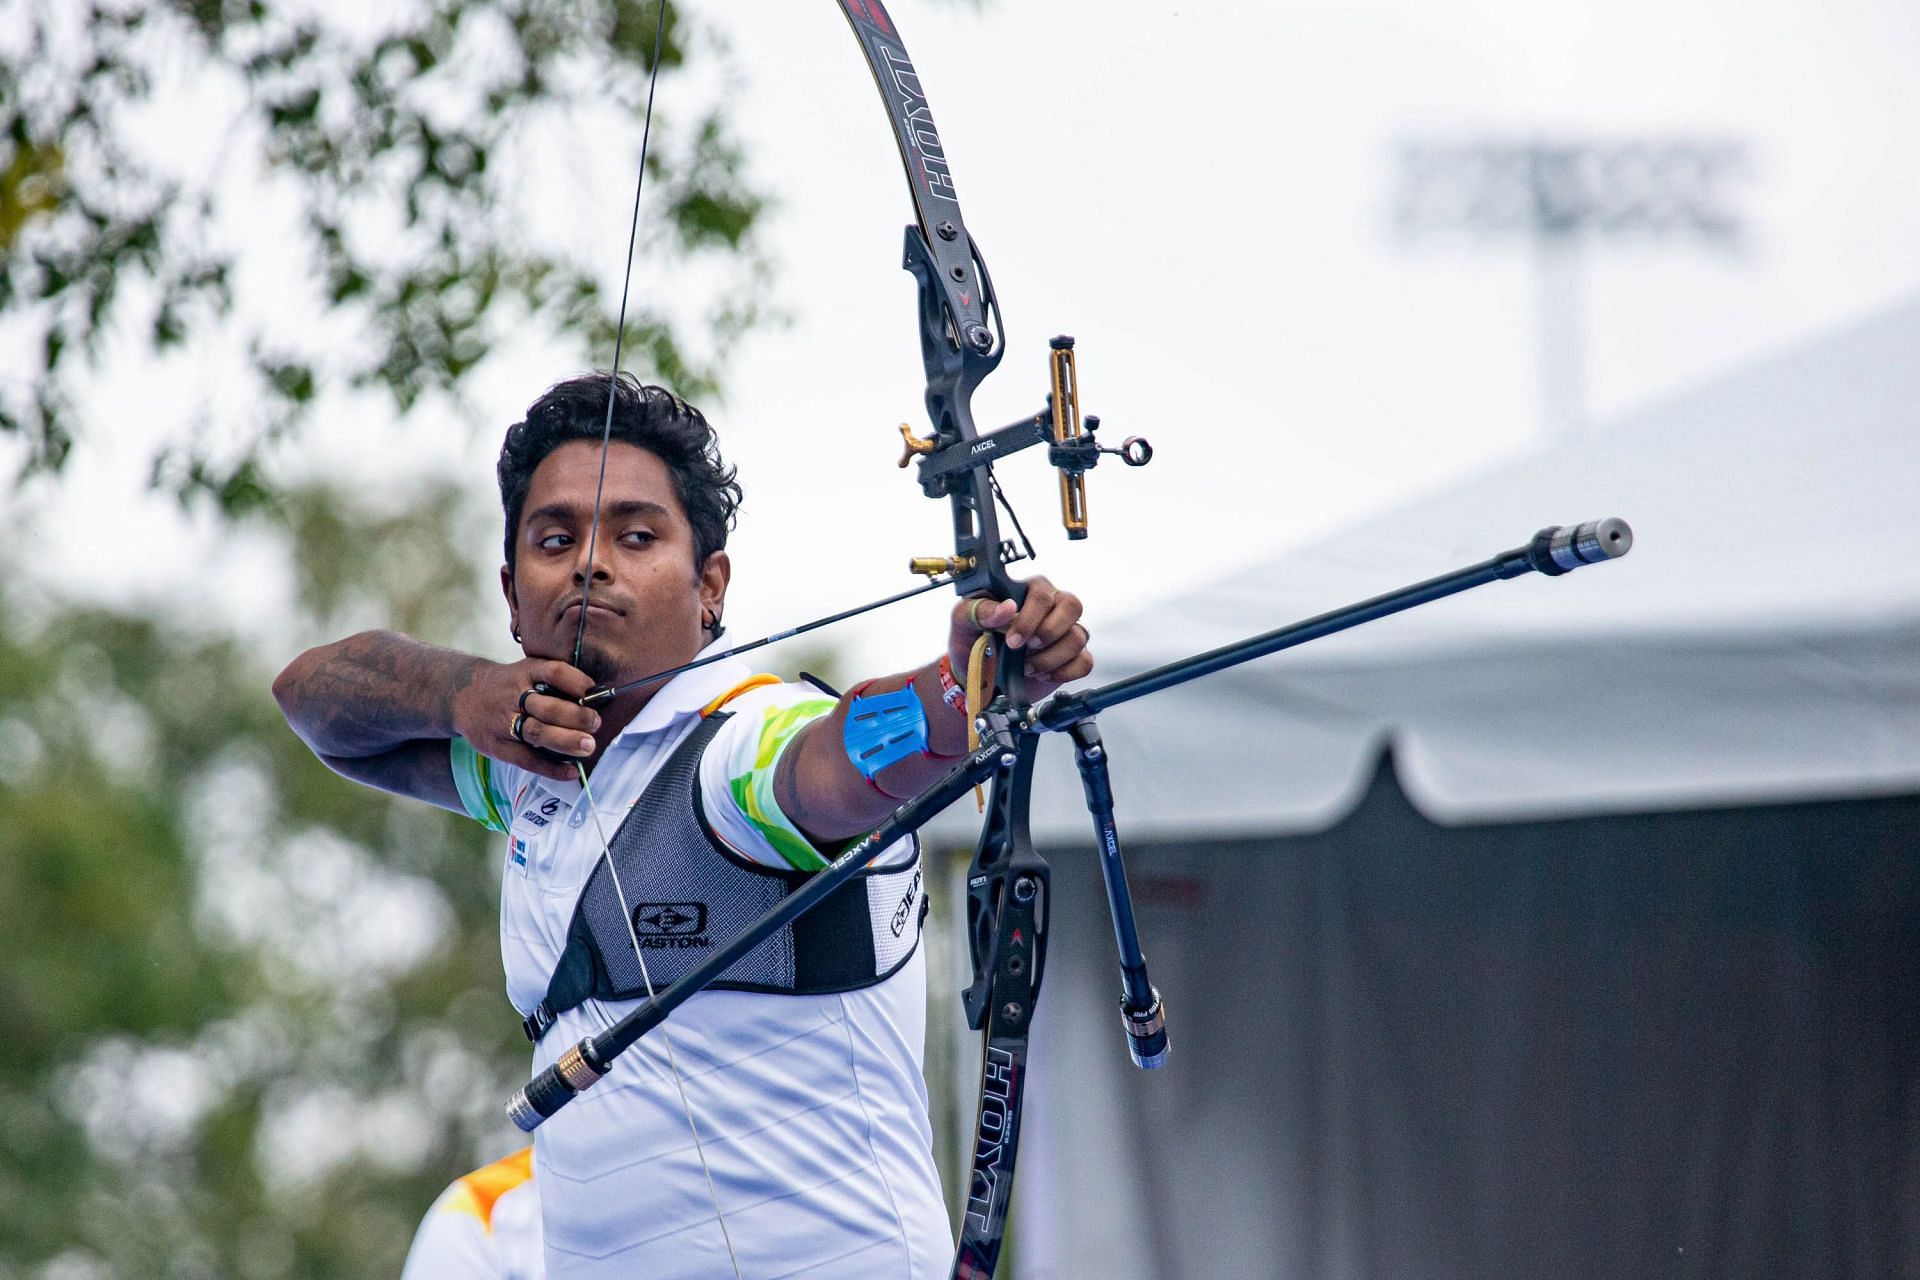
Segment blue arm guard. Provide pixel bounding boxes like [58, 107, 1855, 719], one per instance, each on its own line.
[843, 685, 929, 779]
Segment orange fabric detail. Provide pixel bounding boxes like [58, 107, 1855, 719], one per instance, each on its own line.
[699, 673, 783, 718]
[442, 1146, 534, 1233]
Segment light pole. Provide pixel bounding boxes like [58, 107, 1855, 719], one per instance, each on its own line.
[1395, 138, 1748, 437]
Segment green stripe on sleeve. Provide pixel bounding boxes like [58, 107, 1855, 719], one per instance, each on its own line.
[449, 736, 510, 832]
[725, 700, 837, 871]
[730, 774, 828, 872]
[753, 701, 836, 769]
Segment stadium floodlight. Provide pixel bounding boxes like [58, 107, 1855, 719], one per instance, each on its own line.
[1394, 137, 1749, 435]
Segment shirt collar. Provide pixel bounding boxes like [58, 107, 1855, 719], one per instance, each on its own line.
[612, 638, 757, 741]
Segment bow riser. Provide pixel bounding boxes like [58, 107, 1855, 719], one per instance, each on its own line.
[900, 227, 1018, 604]
[956, 737, 1048, 1276]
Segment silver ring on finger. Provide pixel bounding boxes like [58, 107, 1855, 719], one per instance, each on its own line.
[511, 711, 531, 744]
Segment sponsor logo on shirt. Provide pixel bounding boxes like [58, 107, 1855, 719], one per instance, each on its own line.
[516, 795, 566, 829]
[631, 902, 711, 948]
[508, 836, 532, 876]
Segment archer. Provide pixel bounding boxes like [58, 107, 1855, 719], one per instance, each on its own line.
[273, 372, 1093, 1279]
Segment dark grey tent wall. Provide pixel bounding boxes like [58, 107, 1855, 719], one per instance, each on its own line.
[1026, 753, 1920, 1279]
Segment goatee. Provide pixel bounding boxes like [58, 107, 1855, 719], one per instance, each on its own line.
[575, 642, 619, 686]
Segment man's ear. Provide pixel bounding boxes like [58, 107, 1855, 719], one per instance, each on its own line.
[500, 564, 522, 645]
[699, 550, 732, 630]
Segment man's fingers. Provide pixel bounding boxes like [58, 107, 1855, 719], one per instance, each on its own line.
[1005, 580, 1082, 653]
[495, 715, 594, 780]
[950, 578, 1090, 693]
[1022, 597, 1084, 653]
[526, 690, 600, 735]
[1022, 625, 1094, 682]
[511, 659, 599, 739]
[1028, 650, 1094, 688]
[936, 576, 1090, 702]
[490, 709, 585, 780]
[448, 657, 602, 779]
[514, 713, 597, 760]
[1001, 579, 1056, 650]
[528, 660, 597, 700]
[955, 595, 1016, 636]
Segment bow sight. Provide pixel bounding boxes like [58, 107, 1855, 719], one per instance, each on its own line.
[898, 336, 1153, 564]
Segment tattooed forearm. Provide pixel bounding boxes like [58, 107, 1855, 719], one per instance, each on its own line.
[273, 631, 484, 759]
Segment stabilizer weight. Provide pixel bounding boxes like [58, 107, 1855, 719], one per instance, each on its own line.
[507, 1042, 607, 1133]
[1525, 518, 1633, 575]
[1123, 990, 1170, 1070]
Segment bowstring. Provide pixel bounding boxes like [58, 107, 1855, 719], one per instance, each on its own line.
[568, 3, 745, 1275]
[572, 0, 669, 672]
[575, 765, 742, 1275]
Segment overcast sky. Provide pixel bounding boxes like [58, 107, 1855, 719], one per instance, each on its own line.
[18, 0, 1920, 679]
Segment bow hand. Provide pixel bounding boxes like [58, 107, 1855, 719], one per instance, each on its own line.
[950, 576, 1092, 703]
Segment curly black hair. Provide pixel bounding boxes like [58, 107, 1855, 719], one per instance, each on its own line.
[497, 373, 742, 606]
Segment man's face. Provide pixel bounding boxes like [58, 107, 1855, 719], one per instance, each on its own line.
[502, 440, 729, 688]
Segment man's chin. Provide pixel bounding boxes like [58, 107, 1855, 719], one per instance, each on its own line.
[575, 643, 620, 687]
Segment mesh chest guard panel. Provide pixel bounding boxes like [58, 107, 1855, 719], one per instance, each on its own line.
[531, 710, 925, 1037]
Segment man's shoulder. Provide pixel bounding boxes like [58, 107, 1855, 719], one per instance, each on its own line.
[703, 672, 835, 717]
[697, 674, 839, 754]
[450, 735, 537, 832]
[400, 1148, 539, 1280]
[696, 675, 841, 873]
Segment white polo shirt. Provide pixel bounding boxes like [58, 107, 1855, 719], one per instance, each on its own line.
[451, 649, 952, 1280]
[401, 1148, 543, 1280]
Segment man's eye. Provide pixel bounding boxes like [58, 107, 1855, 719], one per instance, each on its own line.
[620, 529, 658, 546]
[537, 533, 573, 550]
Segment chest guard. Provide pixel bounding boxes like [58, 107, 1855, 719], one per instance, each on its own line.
[523, 710, 927, 1042]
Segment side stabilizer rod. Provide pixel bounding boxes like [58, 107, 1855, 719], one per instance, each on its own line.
[1033, 518, 1633, 731]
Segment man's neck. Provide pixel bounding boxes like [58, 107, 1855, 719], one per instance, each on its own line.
[581, 632, 726, 770]
[587, 686, 653, 767]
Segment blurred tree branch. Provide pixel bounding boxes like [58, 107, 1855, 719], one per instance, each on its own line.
[0, 0, 770, 515]
[0, 480, 545, 1277]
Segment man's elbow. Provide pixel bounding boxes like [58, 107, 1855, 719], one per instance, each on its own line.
[271, 653, 312, 718]
[272, 647, 340, 747]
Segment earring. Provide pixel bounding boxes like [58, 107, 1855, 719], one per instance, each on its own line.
[512, 626, 522, 643]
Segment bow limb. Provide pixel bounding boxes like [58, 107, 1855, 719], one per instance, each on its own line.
[838, 6, 1048, 1276]
[837, 1, 1019, 603]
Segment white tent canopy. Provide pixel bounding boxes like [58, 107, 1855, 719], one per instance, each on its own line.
[966, 297, 1920, 1280]
[937, 294, 1920, 845]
